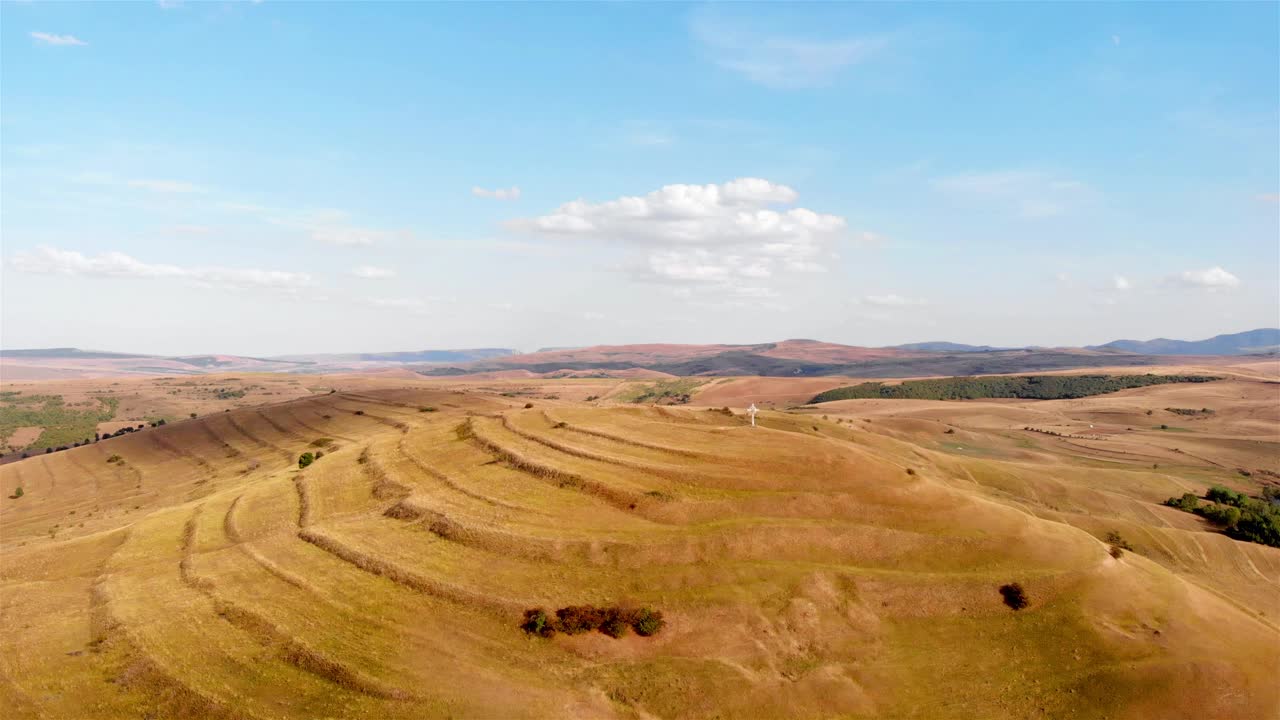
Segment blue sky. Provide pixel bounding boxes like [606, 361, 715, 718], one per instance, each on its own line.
[2, 1, 1276, 355]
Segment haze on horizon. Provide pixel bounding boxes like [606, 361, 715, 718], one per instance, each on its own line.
[1, 2, 1277, 357]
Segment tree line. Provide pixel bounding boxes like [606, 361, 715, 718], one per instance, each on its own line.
[811, 374, 1220, 403]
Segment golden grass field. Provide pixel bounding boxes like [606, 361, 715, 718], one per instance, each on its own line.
[1, 362, 1277, 719]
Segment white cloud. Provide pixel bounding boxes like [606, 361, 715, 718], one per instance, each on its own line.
[690, 12, 887, 89]
[1168, 266, 1240, 290]
[157, 0, 183, 8]
[472, 186, 522, 201]
[511, 177, 847, 296]
[861, 294, 927, 307]
[351, 265, 395, 279]
[127, 178, 203, 193]
[582, 311, 605, 321]
[31, 32, 87, 46]
[1112, 274, 1132, 291]
[9, 246, 313, 291]
[932, 170, 1092, 218]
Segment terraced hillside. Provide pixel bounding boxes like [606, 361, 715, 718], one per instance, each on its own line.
[1, 386, 1277, 719]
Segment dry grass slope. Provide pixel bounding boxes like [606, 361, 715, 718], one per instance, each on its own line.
[2, 371, 1277, 719]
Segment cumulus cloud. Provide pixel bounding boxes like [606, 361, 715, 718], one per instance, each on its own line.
[860, 294, 926, 307]
[1112, 275, 1132, 291]
[31, 32, 87, 46]
[351, 265, 395, 279]
[472, 186, 522, 201]
[1168, 266, 1240, 290]
[932, 170, 1091, 218]
[9, 245, 312, 291]
[128, 178, 203, 193]
[510, 177, 847, 296]
[690, 12, 887, 89]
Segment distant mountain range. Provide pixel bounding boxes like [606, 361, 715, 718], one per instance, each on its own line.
[1087, 328, 1280, 356]
[2, 329, 1273, 379]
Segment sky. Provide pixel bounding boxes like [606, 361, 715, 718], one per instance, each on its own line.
[1, 1, 1277, 356]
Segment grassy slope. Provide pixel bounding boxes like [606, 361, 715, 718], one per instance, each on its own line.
[1, 379, 1277, 719]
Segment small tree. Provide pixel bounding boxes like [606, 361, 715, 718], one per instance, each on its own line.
[190, 413, 198, 419]
[12, 487, 24, 499]
[999, 583, 1029, 610]
[298, 452, 315, 469]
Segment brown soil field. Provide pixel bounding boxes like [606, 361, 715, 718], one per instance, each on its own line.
[1, 363, 1277, 718]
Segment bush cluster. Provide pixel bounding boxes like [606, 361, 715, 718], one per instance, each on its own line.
[1163, 484, 1280, 547]
[298, 452, 316, 469]
[520, 605, 665, 639]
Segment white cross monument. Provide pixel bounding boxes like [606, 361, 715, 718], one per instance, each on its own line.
[747, 403, 759, 427]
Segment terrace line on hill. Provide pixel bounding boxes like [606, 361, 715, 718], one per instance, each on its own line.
[809, 374, 1221, 403]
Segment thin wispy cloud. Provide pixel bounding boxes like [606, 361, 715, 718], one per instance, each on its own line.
[127, 178, 203, 194]
[30, 32, 88, 47]
[860, 294, 927, 307]
[270, 209, 403, 247]
[689, 11, 887, 89]
[932, 170, 1093, 218]
[10, 245, 313, 292]
[351, 265, 395, 279]
[472, 186, 522, 201]
[363, 297, 434, 315]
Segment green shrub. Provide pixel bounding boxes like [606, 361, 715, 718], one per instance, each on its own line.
[1206, 485, 1246, 507]
[1164, 493, 1200, 513]
[107, 454, 122, 464]
[418, 406, 438, 413]
[630, 608, 665, 637]
[520, 608, 555, 638]
[298, 452, 315, 469]
[11, 487, 23, 499]
[1196, 503, 1242, 528]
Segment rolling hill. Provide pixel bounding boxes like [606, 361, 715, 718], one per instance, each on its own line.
[2, 368, 1277, 718]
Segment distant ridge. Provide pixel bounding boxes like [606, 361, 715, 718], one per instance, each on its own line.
[891, 342, 1014, 353]
[1089, 328, 1280, 356]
